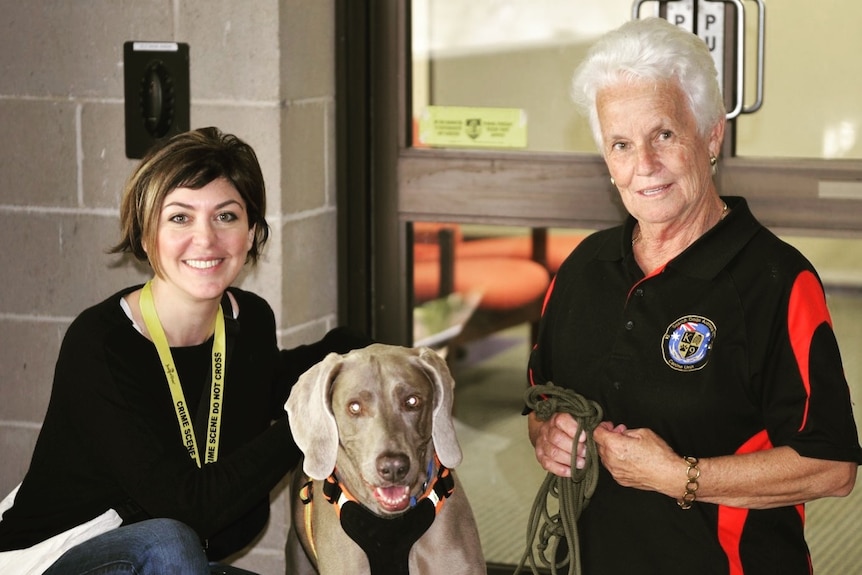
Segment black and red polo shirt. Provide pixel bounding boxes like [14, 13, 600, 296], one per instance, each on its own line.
[528, 196, 862, 574]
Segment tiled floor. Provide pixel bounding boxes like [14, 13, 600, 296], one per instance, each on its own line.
[451, 288, 862, 571]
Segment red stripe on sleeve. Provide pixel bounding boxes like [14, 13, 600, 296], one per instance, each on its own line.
[787, 270, 832, 431]
[539, 274, 557, 317]
[529, 276, 558, 388]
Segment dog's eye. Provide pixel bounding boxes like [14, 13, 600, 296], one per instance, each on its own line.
[347, 401, 362, 415]
[404, 395, 421, 410]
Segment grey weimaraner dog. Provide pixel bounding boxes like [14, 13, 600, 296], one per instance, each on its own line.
[285, 343, 485, 574]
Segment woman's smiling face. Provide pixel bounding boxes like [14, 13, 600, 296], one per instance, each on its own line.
[597, 78, 723, 228]
[147, 177, 254, 304]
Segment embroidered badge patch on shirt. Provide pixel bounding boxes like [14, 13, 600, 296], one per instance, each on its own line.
[662, 315, 716, 372]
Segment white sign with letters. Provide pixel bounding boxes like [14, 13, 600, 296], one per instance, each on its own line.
[665, 0, 726, 91]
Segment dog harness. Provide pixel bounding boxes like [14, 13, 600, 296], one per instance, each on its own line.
[300, 455, 455, 574]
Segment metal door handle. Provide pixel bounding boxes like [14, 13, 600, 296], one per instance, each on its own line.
[631, 0, 766, 119]
[742, 0, 766, 114]
[712, 0, 746, 119]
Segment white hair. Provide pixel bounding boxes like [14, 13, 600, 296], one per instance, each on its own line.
[572, 17, 726, 147]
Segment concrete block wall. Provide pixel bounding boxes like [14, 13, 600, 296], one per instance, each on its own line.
[0, 1, 339, 573]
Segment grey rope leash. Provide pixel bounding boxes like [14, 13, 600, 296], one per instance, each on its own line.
[513, 383, 604, 575]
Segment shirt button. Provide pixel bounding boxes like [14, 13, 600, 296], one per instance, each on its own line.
[625, 320, 634, 330]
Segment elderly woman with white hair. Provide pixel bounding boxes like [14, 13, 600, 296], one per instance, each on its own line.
[526, 17, 861, 574]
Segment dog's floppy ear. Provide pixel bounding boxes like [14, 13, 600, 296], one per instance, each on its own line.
[416, 346, 462, 468]
[285, 352, 343, 480]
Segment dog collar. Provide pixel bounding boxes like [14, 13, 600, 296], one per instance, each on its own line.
[322, 454, 454, 516]
[318, 455, 455, 574]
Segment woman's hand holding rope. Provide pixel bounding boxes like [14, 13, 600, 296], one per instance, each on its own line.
[532, 411, 588, 478]
[514, 383, 603, 575]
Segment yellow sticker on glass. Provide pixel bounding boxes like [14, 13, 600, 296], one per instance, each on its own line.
[417, 106, 527, 149]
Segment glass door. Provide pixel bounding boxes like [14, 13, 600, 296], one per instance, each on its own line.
[736, 0, 862, 160]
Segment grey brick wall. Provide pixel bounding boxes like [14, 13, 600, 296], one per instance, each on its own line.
[0, 1, 339, 573]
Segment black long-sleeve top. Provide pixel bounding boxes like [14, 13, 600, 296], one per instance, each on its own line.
[0, 285, 368, 559]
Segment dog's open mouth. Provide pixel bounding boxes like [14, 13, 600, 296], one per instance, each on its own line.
[373, 485, 412, 512]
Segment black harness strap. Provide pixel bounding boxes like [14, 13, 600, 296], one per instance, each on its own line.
[320, 460, 455, 575]
[339, 498, 436, 575]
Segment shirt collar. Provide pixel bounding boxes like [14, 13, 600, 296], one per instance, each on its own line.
[596, 196, 761, 281]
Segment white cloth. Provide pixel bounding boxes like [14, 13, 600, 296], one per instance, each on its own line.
[0, 484, 121, 575]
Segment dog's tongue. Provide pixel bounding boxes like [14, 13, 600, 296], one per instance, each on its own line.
[374, 485, 411, 512]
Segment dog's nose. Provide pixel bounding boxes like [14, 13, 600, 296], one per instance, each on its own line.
[376, 453, 410, 483]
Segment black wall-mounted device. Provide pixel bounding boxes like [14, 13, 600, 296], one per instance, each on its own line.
[123, 41, 190, 159]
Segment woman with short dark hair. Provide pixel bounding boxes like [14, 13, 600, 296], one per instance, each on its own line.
[0, 127, 368, 574]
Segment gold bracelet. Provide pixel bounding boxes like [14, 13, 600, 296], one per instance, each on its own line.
[677, 456, 700, 510]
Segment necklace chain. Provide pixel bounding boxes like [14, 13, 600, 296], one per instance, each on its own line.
[632, 201, 728, 247]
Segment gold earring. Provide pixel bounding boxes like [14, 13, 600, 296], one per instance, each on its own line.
[610, 176, 616, 186]
[710, 155, 717, 176]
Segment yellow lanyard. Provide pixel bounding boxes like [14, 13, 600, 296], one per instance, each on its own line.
[139, 281, 226, 468]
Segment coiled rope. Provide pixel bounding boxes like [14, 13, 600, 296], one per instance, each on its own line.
[513, 383, 604, 575]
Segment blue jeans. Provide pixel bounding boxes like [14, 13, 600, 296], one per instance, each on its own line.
[42, 518, 210, 575]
